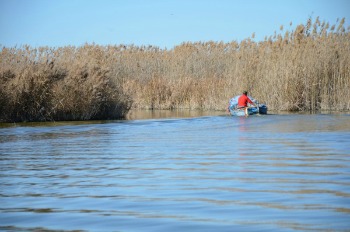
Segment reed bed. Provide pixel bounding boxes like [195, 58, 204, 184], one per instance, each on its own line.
[1, 17, 349, 122]
[0, 45, 133, 122]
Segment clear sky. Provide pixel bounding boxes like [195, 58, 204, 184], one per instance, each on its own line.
[1, 0, 349, 49]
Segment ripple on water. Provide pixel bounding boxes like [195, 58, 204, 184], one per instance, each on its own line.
[1, 114, 350, 231]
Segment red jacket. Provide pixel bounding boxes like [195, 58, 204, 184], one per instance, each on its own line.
[238, 94, 253, 107]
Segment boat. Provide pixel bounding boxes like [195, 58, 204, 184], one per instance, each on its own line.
[228, 95, 268, 116]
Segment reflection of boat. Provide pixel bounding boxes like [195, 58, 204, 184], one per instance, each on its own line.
[228, 95, 268, 116]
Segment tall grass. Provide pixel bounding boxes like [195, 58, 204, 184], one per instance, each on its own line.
[1, 17, 349, 122]
[0, 45, 132, 122]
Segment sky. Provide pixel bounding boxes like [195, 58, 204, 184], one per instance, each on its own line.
[0, 0, 349, 49]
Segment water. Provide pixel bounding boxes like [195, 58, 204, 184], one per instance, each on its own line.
[1, 112, 350, 231]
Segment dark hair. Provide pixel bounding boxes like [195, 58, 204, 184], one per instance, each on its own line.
[243, 91, 248, 95]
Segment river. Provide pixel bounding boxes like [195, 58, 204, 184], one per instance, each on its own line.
[1, 111, 350, 231]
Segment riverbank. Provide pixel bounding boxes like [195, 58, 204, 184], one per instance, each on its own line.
[1, 17, 349, 122]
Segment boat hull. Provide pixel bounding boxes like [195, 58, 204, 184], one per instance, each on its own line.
[230, 105, 267, 116]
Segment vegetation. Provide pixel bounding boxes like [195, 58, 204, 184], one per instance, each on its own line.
[1, 17, 349, 122]
[0, 45, 132, 122]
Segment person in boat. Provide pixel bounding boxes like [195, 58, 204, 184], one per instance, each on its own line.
[238, 91, 257, 116]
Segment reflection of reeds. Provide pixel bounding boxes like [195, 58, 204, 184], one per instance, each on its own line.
[1, 17, 349, 122]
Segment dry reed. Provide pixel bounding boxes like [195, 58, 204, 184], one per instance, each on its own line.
[1, 17, 349, 122]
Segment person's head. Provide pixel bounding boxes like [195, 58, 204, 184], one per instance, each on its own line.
[243, 91, 248, 95]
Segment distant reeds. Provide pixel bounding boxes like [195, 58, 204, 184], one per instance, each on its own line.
[1, 17, 349, 122]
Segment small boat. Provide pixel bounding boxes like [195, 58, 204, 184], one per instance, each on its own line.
[228, 95, 268, 116]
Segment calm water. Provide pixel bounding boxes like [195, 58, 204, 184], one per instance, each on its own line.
[1, 112, 350, 232]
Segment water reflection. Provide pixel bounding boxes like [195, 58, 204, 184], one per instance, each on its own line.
[0, 112, 350, 231]
[126, 109, 223, 120]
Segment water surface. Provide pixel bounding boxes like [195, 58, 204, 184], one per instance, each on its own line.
[1, 113, 350, 231]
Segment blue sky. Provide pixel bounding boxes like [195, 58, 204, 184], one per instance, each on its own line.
[1, 0, 349, 49]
